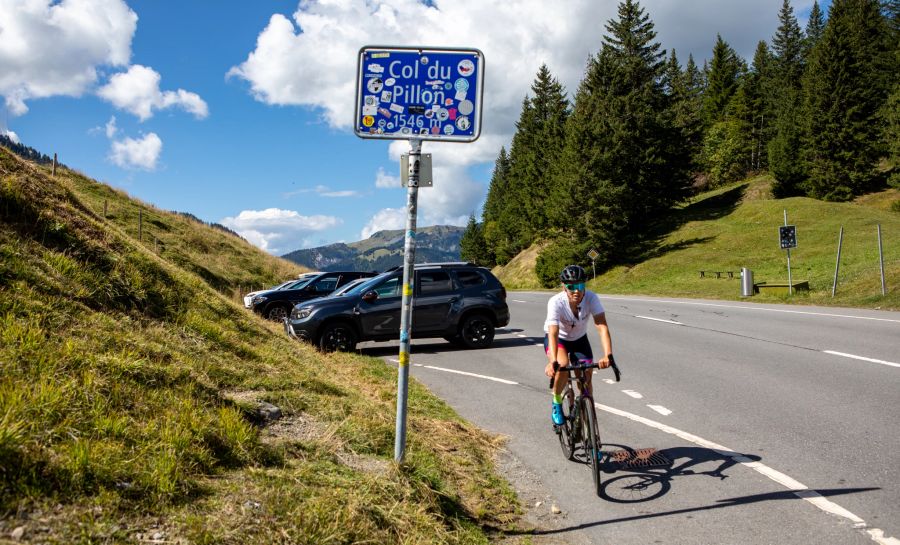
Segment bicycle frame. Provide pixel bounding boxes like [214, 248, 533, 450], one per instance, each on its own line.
[551, 352, 621, 496]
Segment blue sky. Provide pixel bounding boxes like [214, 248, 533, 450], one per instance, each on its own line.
[1, 0, 825, 255]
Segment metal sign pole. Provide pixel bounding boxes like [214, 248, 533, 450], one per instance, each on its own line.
[784, 210, 792, 296]
[878, 224, 886, 296]
[394, 138, 421, 462]
[832, 226, 843, 297]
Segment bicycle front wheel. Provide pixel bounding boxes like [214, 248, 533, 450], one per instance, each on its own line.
[581, 397, 602, 496]
[557, 385, 576, 460]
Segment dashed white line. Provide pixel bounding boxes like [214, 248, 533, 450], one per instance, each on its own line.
[418, 364, 519, 385]
[512, 299, 529, 303]
[823, 350, 900, 369]
[398, 357, 896, 545]
[602, 378, 616, 385]
[622, 389, 643, 399]
[635, 315, 684, 325]
[517, 334, 527, 338]
[595, 402, 897, 545]
[647, 404, 672, 416]
[602, 296, 900, 323]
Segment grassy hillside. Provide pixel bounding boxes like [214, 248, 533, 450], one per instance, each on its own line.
[497, 176, 900, 310]
[0, 148, 520, 543]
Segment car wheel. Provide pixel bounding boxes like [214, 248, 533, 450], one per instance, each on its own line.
[318, 323, 357, 352]
[458, 314, 495, 349]
[266, 305, 290, 322]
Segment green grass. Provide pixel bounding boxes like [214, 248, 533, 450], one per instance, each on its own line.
[0, 147, 523, 543]
[498, 176, 900, 310]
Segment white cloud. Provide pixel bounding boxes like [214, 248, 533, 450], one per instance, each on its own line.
[109, 132, 162, 170]
[233, 0, 809, 240]
[2, 129, 19, 143]
[220, 208, 343, 254]
[360, 207, 406, 239]
[0, 0, 137, 116]
[283, 184, 362, 198]
[375, 167, 401, 188]
[97, 65, 208, 121]
[105, 116, 118, 138]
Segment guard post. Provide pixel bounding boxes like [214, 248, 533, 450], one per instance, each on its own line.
[354, 46, 484, 462]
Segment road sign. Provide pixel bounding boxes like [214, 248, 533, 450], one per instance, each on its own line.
[587, 248, 599, 260]
[354, 46, 484, 142]
[779, 225, 797, 249]
[400, 153, 432, 187]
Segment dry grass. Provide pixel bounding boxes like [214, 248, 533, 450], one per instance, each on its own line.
[0, 146, 521, 544]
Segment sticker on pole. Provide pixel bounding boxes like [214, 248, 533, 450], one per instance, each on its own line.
[354, 46, 484, 142]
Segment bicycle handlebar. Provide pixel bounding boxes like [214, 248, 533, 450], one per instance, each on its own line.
[549, 354, 621, 389]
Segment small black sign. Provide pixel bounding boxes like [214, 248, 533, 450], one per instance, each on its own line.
[408, 105, 426, 115]
[779, 225, 797, 249]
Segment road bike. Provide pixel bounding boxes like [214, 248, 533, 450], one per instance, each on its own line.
[550, 352, 621, 496]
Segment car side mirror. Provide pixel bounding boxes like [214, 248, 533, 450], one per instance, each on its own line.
[362, 291, 378, 303]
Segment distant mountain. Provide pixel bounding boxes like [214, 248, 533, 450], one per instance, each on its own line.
[281, 225, 464, 272]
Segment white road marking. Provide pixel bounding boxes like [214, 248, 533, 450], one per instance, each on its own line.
[635, 315, 684, 325]
[823, 350, 900, 369]
[517, 334, 527, 338]
[601, 296, 900, 323]
[647, 404, 672, 416]
[595, 402, 898, 545]
[419, 364, 519, 385]
[390, 356, 898, 544]
[602, 379, 616, 385]
[622, 389, 643, 399]
[512, 299, 529, 303]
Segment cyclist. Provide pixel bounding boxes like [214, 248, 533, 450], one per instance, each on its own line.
[544, 264, 614, 426]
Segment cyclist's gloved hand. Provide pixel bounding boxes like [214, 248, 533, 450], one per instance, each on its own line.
[545, 360, 559, 378]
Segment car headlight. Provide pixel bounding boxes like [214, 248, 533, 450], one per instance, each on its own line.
[292, 307, 312, 320]
[252, 295, 267, 304]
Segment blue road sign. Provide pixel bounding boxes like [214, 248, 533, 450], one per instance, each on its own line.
[354, 46, 484, 142]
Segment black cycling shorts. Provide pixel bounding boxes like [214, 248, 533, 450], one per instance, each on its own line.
[543, 333, 593, 362]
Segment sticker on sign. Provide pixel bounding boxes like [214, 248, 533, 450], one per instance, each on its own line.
[354, 46, 484, 142]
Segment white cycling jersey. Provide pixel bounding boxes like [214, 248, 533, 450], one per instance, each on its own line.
[543, 290, 605, 340]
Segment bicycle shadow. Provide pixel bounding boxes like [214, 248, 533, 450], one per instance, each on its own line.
[597, 445, 758, 504]
[523, 444, 880, 535]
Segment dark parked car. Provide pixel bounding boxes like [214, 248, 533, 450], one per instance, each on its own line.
[250, 271, 377, 321]
[284, 262, 509, 352]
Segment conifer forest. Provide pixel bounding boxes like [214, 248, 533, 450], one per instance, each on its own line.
[460, 0, 899, 286]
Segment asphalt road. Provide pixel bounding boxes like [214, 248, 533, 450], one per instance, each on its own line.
[360, 293, 899, 545]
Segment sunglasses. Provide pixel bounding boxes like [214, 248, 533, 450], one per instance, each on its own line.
[564, 283, 585, 292]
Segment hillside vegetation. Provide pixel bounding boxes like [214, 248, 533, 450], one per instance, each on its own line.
[495, 176, 900, 310]
[0, 147, 520, 543]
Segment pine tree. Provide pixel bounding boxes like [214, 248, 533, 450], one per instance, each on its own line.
[747, 41, 773, 170]
[459, 214, 491, 266]
[482, 147, 516, 264]
[772, 0, 806, 86]
[550, 0, 689, 267]
[804, 1, 826, 58]
[768, 0, 808, 196]
[665, 51, 704, 174]
[703, 35, 742, 126]
[803, 0, 894, 199]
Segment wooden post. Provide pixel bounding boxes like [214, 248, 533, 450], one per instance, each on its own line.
[103, 199, 108, 218]
[52, 153, 57, 176]
[138, 208, 143, 242]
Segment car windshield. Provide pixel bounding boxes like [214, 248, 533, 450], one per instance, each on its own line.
[283, 277, 315, 290]
[342, 272, 393, 296]
[330, 278, 367, 296]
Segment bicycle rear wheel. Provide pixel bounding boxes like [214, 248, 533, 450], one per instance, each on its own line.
[581, 397, 602, 496]
[557, 385, 576, 460]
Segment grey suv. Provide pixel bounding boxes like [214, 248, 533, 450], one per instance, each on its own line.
[284, 263, 509, 352]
